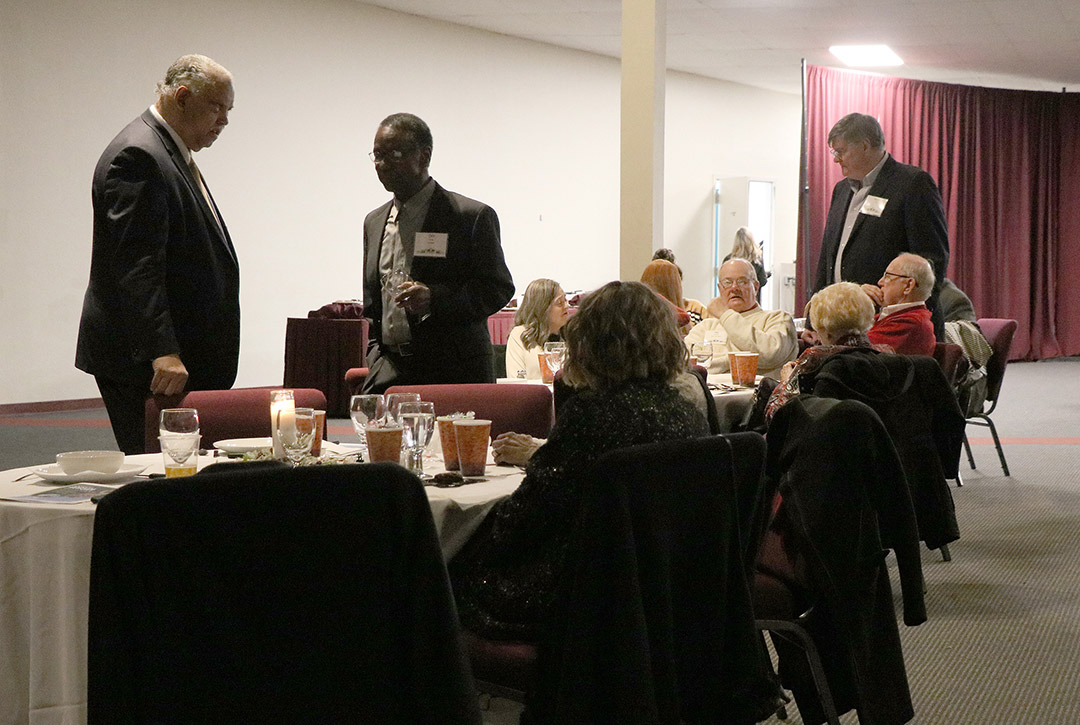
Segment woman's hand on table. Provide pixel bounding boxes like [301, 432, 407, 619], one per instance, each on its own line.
[492, 433, 543, 466]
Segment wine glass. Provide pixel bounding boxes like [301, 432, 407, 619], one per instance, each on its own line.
[282, 407, 316, 465]
[350, 394, 386, 450]
[159, 433, 201, 477]
[385, 392, 421, 425]
[691, 340, 714, 369]
[544, 341, 566, 376]
[399, 401, 436, 476]
[382, 267, 413, 307]
[160, 408, 199, 437]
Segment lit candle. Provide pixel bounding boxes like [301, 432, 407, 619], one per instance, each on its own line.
[270, 390, 296, 459]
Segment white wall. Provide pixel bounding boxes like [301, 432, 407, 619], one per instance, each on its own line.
[0, 0, 799, 404]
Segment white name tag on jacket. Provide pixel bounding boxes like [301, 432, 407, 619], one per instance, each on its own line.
[860, 195, 888, 217]
[413, 232, 449, 258]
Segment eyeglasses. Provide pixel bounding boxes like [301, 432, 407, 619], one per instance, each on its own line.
[719, 277, 754, 289]
[829, 146, 846, 161]
[368, 148, 414, 163]
[882, 271, 913, 282]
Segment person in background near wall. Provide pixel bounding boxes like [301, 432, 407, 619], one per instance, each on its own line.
[938, 278, 977, 323]
[863, 253, 937, 356]
[361, 113, 515, 393]
[814, 112, 950, 339]
[723, 226, 769, 294]
[505, 279, 571, 380]
[652, 248, 677, 264]
[684, 259, 797, 379]
[76, 54, 240, 454]
[451, 281, 709, 641]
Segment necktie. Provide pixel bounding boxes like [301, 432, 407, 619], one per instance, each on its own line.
[189, 158, 223, 231]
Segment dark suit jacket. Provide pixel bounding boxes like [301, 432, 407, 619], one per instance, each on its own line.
[814, 155, 950, 336]
[76, 109, 240, 390]
[362, 182, 514, 383]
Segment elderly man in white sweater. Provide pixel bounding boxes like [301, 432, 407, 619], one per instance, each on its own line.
[684, 258, 798, 379]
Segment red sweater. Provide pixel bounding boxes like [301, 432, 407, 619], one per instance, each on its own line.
[868, 305, 935, 356]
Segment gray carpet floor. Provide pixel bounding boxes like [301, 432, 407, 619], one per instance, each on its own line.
[3, 358, 1077, 723]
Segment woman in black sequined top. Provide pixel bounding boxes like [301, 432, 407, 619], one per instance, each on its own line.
[449, 281, 709, 641]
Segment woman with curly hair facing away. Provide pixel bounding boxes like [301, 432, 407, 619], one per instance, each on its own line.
[450, 281, 709, 640]
[505, 278, 571, 380]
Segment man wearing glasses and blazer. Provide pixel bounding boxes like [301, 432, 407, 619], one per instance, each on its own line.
[361, 113, 514, 393]
[813, 112, 950, 340]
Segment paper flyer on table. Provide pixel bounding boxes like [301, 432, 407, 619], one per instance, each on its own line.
[2, 483, 117, 504]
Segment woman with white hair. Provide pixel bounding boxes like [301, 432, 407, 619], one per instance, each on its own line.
[765, 281, 890, 420]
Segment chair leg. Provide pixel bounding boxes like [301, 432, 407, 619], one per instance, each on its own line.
[984, 416, 1010, 476]
[758, 619, 841, 725]
[954, 471, 963, 487]
[939, 543, 952, 562]
[963, 430, 976, 470]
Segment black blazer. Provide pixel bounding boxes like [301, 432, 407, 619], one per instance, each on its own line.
[363, 182, 514, 382]
[814, 155, 949, 335]
[76, 109, 240, 390]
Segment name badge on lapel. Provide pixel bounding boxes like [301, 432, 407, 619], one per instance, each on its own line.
[860, 195, 888, 217]
[414, 232, 449, 258]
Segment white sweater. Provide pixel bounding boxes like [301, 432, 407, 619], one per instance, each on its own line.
[683, 306, 798, 378]
[505, 325, 545, 380]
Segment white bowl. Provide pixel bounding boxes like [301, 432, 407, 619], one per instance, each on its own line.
[56, 450, 125, 475]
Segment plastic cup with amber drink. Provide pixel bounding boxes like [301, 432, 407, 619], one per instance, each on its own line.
[728, 352, 759, 387]
[453, 419, 492, 477]
[365, 424, 403, 464]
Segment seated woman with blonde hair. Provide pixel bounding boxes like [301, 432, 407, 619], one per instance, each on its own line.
[765, 281, 890, 420]
[640, 259, 705, 334]
[451, 281, 709, 640]
[505, 278, 571, 380]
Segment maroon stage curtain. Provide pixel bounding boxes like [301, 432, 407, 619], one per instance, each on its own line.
[799, 65, 1080, 361]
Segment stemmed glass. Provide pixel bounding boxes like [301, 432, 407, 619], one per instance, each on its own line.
[160, 408, 199, 436]
[385, 392, 422, 425]
[399, 401, 436, 476]
[544, 341, 566, 377]
[282, 407, 317, 465]
[691, 340, 714, 369]
[382, 267, 413, 308]
[350, 394, 386, 452]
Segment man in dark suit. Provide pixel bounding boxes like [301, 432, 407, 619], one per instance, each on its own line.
[76, 55, 240, 453]
[362, 113, 514, 393]
[813, 112, 949, 339]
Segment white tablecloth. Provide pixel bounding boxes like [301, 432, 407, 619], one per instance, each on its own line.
[0, 449, 522, 725]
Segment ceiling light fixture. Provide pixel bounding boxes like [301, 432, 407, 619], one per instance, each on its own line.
[829, 44, 904, 67]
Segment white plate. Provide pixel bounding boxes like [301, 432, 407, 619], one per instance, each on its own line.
[33, 463, 148, 484]
[214, 437, 273, 455]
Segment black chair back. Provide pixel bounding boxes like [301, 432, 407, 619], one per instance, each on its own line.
[88, 463, 480, 724]
[529, 433, 780, 724]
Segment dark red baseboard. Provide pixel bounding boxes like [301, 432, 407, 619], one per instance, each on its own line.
[0, 398, 106, 415]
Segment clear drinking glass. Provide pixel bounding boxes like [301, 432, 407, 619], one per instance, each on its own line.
[543, 341, 566, 376]
[282, 407, 317, 465]
[159, 433, 201, 477]
[350, 394, 386, 449]
[160, 408, 199, 437]
[399, 401, 436, 476]
[385, 392, 421, 425]
[691, 340, 714, 368]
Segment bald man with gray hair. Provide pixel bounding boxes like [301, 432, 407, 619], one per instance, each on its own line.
[864, 253, 937, 355]
[683, 258, 798, 378]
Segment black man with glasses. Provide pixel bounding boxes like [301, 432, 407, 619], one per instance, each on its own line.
[814, 113, 949, 340]
[361, 113, 514, 393]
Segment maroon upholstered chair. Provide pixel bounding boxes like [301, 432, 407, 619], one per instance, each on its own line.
[963, 318, 1019, 476]
[344, 367, 370, 397]
[932, 342, 966, 386]
[144, 387, 327, 453]
[382, 384, 553, 439]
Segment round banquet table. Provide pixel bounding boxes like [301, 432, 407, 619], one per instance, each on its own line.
[0, 446, 522, 725]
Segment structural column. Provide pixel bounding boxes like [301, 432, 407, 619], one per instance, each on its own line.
[620, 0, 666, 281]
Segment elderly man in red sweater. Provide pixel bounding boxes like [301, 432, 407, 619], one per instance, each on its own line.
[861, 253, 936, 355]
